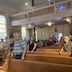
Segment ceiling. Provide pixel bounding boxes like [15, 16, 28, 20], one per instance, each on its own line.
[0, 0, 66, 11]
[0, 0, 32, 11]
[0, 0, 69, 27]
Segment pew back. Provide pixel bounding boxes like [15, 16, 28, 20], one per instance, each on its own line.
[27, 54, 72, 65]
[7, 59, 72, 72]
[27, 51, 71, 57]
[39, 46, 60, 49]
[37, 49, 60, 52]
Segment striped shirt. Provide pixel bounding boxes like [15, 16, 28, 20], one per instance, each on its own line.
[14, 39, 26, 55]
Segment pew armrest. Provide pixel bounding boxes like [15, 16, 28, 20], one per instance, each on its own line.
[0, 61, 8, 71]
[0, 57, 9, 72]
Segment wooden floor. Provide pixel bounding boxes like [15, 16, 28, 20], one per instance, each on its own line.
[0, 46, 72, 72]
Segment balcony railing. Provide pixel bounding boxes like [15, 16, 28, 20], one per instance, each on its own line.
[11, 0, 72, 21]
[11, 13, 27, 21]
[29, 6, 54, 18]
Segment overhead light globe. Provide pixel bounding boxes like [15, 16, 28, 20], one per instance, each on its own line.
[28, 24, 31, 27]
[65, 18, 71, 24]
[46, 22, 53, 26]
[25, 3, 28, 6]
[48, 0, 50, 1]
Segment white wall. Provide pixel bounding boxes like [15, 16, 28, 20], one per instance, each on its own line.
[26, 29, 33, 40]
[26, 29, 30, 40]
[36, 24, 70, 40]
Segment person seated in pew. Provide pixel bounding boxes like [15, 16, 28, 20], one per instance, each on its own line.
[37, 40, 43, 48]
[28, 37, 37, 52]
[0, 37, 10, 52]
[69, 34, 72, 41]
[44, 40, 48, 46]
[40, 40, 43, 47]
[42, 40, 47, 47]
[3, 37, 10, 51]
[8, 32, 27, 60]
[48, 37, 54, 46]
[24, 38, 27, 44]
[59, 36, 72, 55]
[0, 39, 5, 50]
[52, 35, 58, 44]
[59, 37, 65, 48]
[37, 40, 40, 48]
[9, 39, 15, 47]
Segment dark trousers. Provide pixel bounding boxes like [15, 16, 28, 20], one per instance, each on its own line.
[15, 54, 26, 60]
[0, 58, 2, 64]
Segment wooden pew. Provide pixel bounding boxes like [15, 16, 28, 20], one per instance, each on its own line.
[0, 58, 8, 72]
[27, 51, 71, 57]
[5, 59, 72, 72]
[39, 45, 60, 49]
[26, 54, 72, 65]
[37, 49, 60, 52]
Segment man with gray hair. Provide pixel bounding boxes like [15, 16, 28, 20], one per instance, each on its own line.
[9, 32, 27, 60]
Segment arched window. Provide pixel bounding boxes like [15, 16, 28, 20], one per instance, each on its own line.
[21, 26, 26, 39]
[0, 15, 7, 40]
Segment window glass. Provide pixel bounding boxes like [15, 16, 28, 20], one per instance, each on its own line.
[21, 27, 26, 39]
[0, 15, 7, 40]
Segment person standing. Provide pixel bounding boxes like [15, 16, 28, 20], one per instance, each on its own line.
[9, 32, 27, 60]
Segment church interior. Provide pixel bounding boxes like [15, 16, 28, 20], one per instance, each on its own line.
[0, 0, 72, 72]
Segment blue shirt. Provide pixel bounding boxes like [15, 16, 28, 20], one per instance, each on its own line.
[14, 39, 26, 55]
